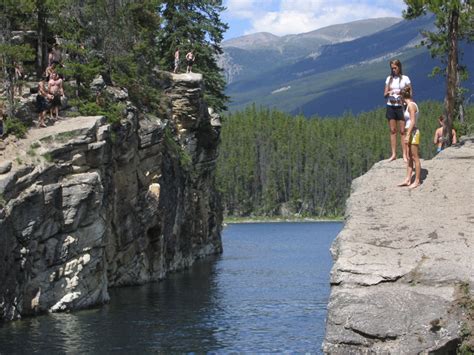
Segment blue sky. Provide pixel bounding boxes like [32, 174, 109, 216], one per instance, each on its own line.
[221, 0, 407, 40]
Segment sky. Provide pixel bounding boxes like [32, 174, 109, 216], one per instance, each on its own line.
[221, 0, 407, 41]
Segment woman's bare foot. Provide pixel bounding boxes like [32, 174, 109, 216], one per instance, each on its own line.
[408, 182, 420, 189]
[388, 154, 396, 162]
[397, 180, 410, 187]
[403, 155, 408, 163]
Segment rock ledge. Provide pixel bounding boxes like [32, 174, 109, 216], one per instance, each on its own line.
[324, 138, 474, 353]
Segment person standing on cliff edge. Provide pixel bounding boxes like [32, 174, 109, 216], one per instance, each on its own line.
[173, 47, 180, 73]
[384, 59, 412, 162]
[186, 50, 195, 73]
[398, 86, 421, 189]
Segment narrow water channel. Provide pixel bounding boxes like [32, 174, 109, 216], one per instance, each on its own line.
[0, 222, 342, 353]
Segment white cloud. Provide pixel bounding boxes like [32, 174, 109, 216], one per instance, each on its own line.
[225, 0, 272, 19]
[224, 0, 406, 37]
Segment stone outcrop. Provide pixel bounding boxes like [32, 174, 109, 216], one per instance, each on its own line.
[323, 138, 474, 353]
[0, 72, 222, 321]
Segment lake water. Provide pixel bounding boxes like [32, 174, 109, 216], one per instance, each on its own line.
[0, 222, 342, 353]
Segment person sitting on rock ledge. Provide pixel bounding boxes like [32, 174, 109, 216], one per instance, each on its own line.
[433, 115, 457, 153]
[398, 86, 421, 189]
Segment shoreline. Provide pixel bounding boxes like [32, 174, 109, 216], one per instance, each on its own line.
[223, 216, 344, 224]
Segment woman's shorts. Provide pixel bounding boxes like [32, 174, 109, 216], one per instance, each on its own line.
[386, 105, 404, 120]
[409, 129, 420, 145]
[36, 95, 50, 112]
[51, 94, 61, 107]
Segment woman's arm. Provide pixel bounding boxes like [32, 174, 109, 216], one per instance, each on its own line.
[405, 104, 417, 139]
[433, 128, 439, 144]
[384, 84, 390, 97]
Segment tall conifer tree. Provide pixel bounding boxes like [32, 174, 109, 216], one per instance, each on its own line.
[403, 0, 474, 147]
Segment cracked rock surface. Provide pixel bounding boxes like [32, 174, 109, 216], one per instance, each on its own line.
[323, 138, 474, 353]
[0, 72, 222, 322]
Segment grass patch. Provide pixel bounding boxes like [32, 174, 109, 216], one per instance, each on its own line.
[42, 153, 53, 163]
[4, 117, 27, 138]
[457, 282, 474, 354]
[26, 147, 36, 157]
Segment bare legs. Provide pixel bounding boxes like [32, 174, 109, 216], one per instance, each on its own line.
[388, 119, 407, 161]
[398, 143, 421, 188]
[399, 120, 407, 162]
[408, 144, 421, 188]
[37, 111, 47, 128]
[388, 119, 397, 161]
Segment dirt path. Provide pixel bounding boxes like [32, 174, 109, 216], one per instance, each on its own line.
[0, 116, 104, 173]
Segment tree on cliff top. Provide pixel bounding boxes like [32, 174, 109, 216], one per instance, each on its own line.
[403, 0, 474, 147]
[156, 0, 229, 112]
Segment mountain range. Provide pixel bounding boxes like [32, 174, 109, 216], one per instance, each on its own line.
[220, 16, 474, 117]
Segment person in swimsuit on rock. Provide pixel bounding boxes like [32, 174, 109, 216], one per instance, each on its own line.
[398, 86, 421, 189]
[48, 72, 64, 121]
[14, 61, 25, 96]
[36, 76, 52, 127]
[174, 47, 180, 73]
[433, 115, 457, 153]
[186, 50, 195, 73]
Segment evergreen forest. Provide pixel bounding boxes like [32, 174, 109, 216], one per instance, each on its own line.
[216, 102, 474, 218]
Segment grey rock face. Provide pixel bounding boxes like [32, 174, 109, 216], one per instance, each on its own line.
[0, 160, 12, 174]
[0, 72, 222, 321]
[323, 138, 474, 353]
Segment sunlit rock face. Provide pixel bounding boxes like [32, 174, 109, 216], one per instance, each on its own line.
[323, 139, 474, 353]
[0, 71, 223, 321]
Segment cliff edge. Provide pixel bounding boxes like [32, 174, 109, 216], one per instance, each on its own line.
[324, 138, 474, 353]
[0, 72, 223, 321]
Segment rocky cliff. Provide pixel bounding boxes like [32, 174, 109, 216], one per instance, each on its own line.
[324, 139, 474, 353]
[0, 72, 223, 321]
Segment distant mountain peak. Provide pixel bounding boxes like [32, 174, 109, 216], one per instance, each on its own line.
[220, 17, 404, 85]
[223, 32, 280, 49]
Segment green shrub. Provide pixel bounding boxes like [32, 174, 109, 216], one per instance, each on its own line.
[4, 117, 27, 138]
[106, 103, 126, 126]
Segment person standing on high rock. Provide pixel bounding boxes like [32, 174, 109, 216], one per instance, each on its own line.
[384, 59, 412, 162]
[173, 47, 180, 73]
[398, 86, 421, 189]
[186, 50, 195, 73]
[48, 72, 64, 122]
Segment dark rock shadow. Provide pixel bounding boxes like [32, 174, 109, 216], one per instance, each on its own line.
[421, 168, 428, 183]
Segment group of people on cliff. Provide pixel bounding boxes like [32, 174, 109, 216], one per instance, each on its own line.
[173, 48, 195, 74]
[383, 59, 456, 190]
[36, 43, 65, 128]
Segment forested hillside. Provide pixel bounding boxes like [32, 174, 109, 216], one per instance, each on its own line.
[216, 102, 473, 218]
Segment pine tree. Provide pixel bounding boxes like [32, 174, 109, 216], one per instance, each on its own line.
[403, 0, 474, 147]
[156, 0, 229, 112]
[0, 0, 35, 116]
